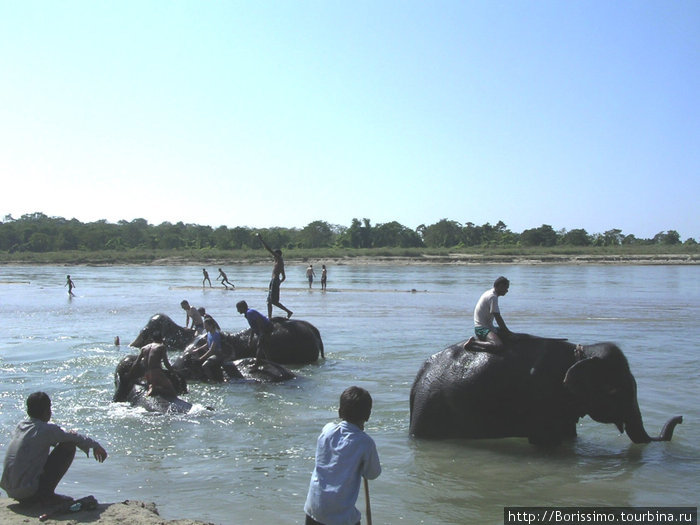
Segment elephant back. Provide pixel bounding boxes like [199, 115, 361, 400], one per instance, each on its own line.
[267, 318, 323, 364]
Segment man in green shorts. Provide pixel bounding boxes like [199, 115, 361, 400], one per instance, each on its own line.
[464, 276, 511, 352]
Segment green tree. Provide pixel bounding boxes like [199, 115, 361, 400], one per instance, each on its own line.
[373, 221, 423, 247]
[653, 230, 681, 245]
[421, 219, 462, 248]
[520, 224, 558, 247]
[562, 228, 590, 246]
[299, 221, 334, 248]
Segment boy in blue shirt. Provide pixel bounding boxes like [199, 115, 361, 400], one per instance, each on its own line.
[236, 300, 273, 367]
[304, 386, 382, 525]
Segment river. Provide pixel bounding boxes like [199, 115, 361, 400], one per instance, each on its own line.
[0, 263, 698, 524]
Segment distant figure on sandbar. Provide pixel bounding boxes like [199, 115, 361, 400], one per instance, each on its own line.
[236, 300, 273, 369]
[321, 265, 327, 291]
[306, 264, 316, 289]
[181, 300, 205, 334]
[257, 233, 293, 319]
[0, 392, 107, 506]
[217, 268, 235, 289]
[202, 268, 212, 288]
[131, 333, 177, 398]
[464, 276, 512, 352]
[65, 275, 76, 297]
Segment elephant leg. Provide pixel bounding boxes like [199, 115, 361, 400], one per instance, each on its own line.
[202, 356, 224, 382]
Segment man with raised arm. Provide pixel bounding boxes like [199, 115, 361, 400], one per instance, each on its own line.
[257, 233, 293, 319]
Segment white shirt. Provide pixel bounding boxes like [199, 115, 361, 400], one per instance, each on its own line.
[473, 288, 500, 328]
[1, 418, 99, 499]
[304, 421, 381, 525]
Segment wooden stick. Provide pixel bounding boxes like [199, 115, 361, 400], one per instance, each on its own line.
[364, 477, 372, 525]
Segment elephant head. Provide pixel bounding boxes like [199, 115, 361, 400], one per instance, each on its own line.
[563, 343, 682, 443]
[113, 354, 140, 402]
[113, 354, 187, 403]
[130, 313, 196, 350]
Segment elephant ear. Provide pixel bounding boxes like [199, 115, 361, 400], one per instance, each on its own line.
[563, 356, 622, 409]
[563, 357, 606, 397]
[564, 357, 625, 427]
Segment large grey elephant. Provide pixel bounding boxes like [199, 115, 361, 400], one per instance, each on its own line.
[130, 313, 324, 364]
[409, 335, 682, 446]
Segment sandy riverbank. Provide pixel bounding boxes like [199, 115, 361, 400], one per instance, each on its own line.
[147, 253, 699, 266]
[0, 497, 215, 524]
[1, 251, 698, 266]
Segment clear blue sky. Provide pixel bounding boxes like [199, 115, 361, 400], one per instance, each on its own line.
[1, 1, 698, 239]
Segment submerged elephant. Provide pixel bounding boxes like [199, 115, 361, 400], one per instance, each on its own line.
[114, 350, 295, 413]
[170, 351, 296, 383]
[409, 335, 682, 446]
[130, 313, 324, 364]
[113, 354, 192, 413]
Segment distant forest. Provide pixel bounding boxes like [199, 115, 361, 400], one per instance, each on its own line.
[0, 212, 696, 253]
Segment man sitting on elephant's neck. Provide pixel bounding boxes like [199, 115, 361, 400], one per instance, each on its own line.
[464, 276, 512, 352]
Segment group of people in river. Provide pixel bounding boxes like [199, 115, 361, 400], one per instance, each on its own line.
[22, 238, 512, 524]
[197, 234, 329, 321]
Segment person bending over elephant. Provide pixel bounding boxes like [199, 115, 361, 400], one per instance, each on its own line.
[464, 276, 512, 352]
[130, 333, 177, 398]
[236, 300, 273, 369]
[190, 318, 227, 381]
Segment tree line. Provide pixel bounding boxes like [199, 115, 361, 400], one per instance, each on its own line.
[0, 213, 695, 253]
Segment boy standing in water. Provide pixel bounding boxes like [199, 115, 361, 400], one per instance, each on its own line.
[321, 265, 327, 291]
[257, 233, 293, 319]
[1, 392, 107, 505]
[202, 268, 212, 288]
[65, 275, 76, 297]
[306, 264, 315, 289]
[304, 386, 381, 525]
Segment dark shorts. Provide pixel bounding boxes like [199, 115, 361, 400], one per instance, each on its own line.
[268, 277, 280, 303]
[475, 326, 499, 341]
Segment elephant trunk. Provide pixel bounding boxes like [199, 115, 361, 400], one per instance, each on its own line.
[624, 410, 683, 444]
[619, 374, 683, 444]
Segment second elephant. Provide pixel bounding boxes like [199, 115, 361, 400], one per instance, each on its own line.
[409, 335, 682, 446]
[130, 313, 324, 364]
